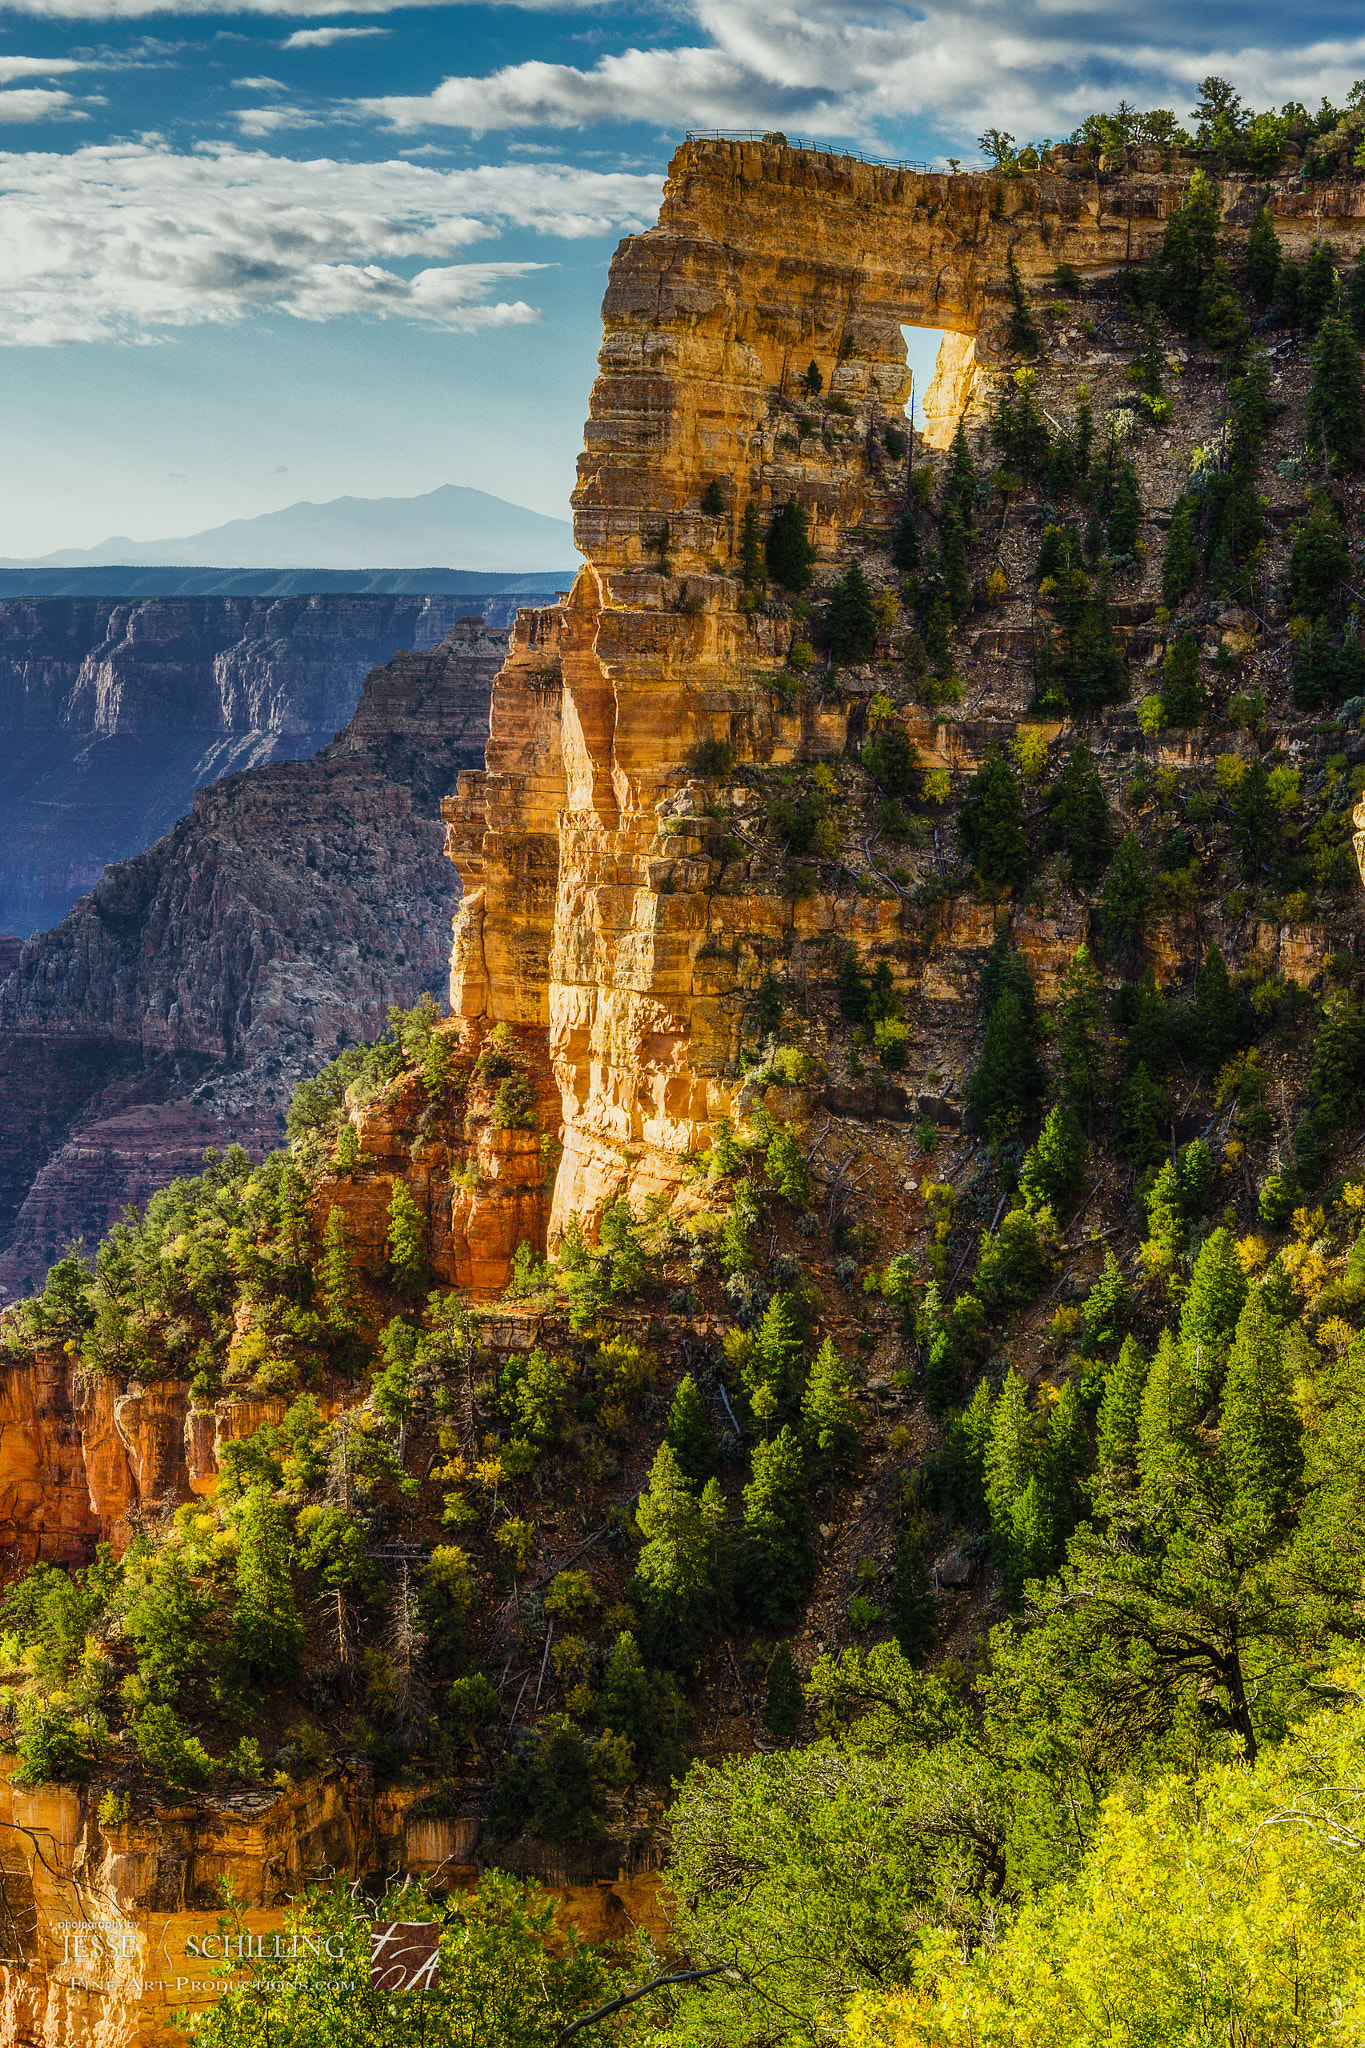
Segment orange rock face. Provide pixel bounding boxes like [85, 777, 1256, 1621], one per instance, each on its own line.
[446, 137, 1365, 1243]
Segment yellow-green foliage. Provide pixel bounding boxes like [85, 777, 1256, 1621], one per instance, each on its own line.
[846, 1688, 1365, 2048]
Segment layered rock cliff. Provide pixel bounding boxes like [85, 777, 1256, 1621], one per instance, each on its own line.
[0, 594, 503, 934]
[449, 135, 1365, 1242]
[0, 621, 505, 1302]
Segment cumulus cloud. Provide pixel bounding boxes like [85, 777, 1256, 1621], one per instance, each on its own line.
[355, 0, 1365, 146]
[0, 57, 82, 81]
[282, 26, 389, 48]
[0, 144, 661, 344]
[0, 86, 87, 121]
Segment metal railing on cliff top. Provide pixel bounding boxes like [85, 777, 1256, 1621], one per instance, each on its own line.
[684, 129, 932, 172]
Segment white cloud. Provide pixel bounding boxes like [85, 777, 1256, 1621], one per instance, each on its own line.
[0, 57, 82, 81]
[233, 74, 287, 89]
[0, 86, 87, 122]
[354, 0, 1365, 146]
[282, 26, 390, 48]
[0, 143, 659, 344]
[234, 101, 319, 133]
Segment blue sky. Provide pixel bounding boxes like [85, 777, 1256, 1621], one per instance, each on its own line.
[1, 0, 1363, 557]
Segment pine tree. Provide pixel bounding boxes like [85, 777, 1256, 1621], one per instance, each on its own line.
[233, 1483, 304, 1688]
[1096, 1334, 1149, 1467]
[1006, 1477, 1052, 1600]
[1247, 204, 1282, 305]
[1192, 944, 1241, 1074]
[635, 1443, 716, 1667]
[1046, 742, 1114, 884]
[1080, 1247, 1130, 1356]
[740, 502, 764, 586]
[836, 947, 871, 1023]
[984, 1368, 1038, 1548]
[1107, 464, 1141, 555]
[800, 1337, 859, 1486]
[890, 509, 920, 572]
[1160, 174, 1222, 331]
[665, 1373, 716, 1486]
[968, 986, 1045, 1141]
[1161, 627, 1206, 727]
[826, 560, 877, 662]
[1301, 241, 1338, 336]
[1179, 1227, 1248, 1401]
[740, 1426, 813, 1624]
[744, 1290, 804, 1418]
[386, 1180, 426, 1293]
[1101, 832, 1154, 958]
[763, 1642, 804, 1737]
[1286, 495, 1351, 615]
[957, 744, 1028, 889]
[766, 501, 816, 590]
[320, 1205, 361, 1332]
[1306, 315, 1365, 470]
[1056, 943, 1106, 1127]
[1113, 1060, 1169, 1170]
[1133, 306, 1165, 398]
[1349, 260, 1365, 343]
[939, 509, 971, 618]
[1005, 249, 1041, 357]
[1042, 1378, 1086, 1542]
[1137, 1328, 1198, 1486]
[1018, 1103, 1086, 1214]
[1221, 1289, 1302, 1526]
[1161, 496, 1199, 607]
[942, 421, 977, 530]
[700, 478, 726, 516]
[1230, 757, 1273, 880]
[802, 358, 823, 396]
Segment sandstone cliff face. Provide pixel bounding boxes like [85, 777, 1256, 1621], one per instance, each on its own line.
[0, 623, 505, 1302]
[449, 138, 1365, 1242]
[0, 594, 493, 934]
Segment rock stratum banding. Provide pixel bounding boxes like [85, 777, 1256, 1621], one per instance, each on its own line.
[448, 136, 1365, 1248]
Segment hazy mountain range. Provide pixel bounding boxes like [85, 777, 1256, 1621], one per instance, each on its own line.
[2, 486, 578, 574]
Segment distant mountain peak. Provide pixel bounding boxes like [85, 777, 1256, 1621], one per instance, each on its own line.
[1, 485, 577, 575]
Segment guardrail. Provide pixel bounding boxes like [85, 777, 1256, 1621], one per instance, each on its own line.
[683, 130, 933, 171]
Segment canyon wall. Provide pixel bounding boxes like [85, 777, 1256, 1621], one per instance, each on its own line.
[0, 621, 505, 1303]
[0, 594, 515, 935]
[448, 137, 1365, 1241]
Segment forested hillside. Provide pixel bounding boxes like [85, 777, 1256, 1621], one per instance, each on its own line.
[7, 82, 1365, 2048]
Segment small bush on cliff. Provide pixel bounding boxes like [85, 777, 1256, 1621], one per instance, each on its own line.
[14, 1697, 109, 1786]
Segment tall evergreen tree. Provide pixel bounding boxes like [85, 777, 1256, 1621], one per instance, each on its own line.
[1221, 1290, 1302, 1527]
[968, 986, 1045, 1142]
[1247, 204, 1282, 304]
[1301, 241, 1338, 336]
[766, 501, 816, 590]
[984, 1368, 1038, 1548]
[1018, 1103, 1086, 1214]
[1056, 943, 1107, 1128]
[1179, 1228, 1248, 1401]
[939, 510, 972, 618]
[386, 1181, 427, 1293]
[740, 501, 764, 586]
[800, 1338, 860, 1487]
[1161, 628, 1207, 727]
[890, 509, 920, 572]
[942, 420, 977, 530]
[1101, 832, 1154, 958]
[957, 744, 1028, 888]
[1137, 1328, 1199, 1486]
[826, 561, 877, 662]
[1161, 496, 1199, 607]
[836, 947, 872, 1023]
[665, 1373, 716, 1486]
[1306, 315, 1365, 470]
[320, 1206, 361, 1332]
[1106, 464, 1141, 555]
[233, 1484, 304, 1689]
[740, 1426, 812, 1625]
[1096, 1334, 1149, 1468]
[1046, 742, 1114, 884]
[1192, 944, 1241, 1074]
[635, 1443, 717, 1666]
